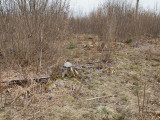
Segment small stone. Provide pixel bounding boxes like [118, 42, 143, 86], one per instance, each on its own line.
[64, 62, 72, 68]
[57, 81, 66, 87]
[114, 94, 118, 97]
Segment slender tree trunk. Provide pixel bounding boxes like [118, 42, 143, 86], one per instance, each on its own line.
[136, 0, 139, 17]
[39, 28, 43, 70]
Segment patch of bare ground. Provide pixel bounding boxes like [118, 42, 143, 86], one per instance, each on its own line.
[0, 35, 160, 120]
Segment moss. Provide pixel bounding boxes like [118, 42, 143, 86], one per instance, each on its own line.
[126, 38, 133, 44]
[67, 41, 77, 49]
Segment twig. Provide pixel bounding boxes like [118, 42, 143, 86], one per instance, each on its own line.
[142, 81, 146, 119]
[136, 89, 141, 116]
[86, 96, 112, 101]
[39, 28, 43, 70]
[73, 82, 83, 97]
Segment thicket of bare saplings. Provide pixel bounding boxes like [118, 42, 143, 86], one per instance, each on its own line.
[70, 1, 160, 42]
[0, 0, 69, 70]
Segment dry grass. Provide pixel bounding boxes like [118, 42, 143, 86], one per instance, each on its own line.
[0, 0, 160, 120]
[0, 34, 159, 120]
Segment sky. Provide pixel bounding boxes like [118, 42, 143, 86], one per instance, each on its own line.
[70, 0, 160, 14]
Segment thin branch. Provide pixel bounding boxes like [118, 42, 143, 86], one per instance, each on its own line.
[86, 95, 112, 101]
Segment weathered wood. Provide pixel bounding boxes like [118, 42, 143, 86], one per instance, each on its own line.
[146, 111, 160, 116]
[33, 77, 49, 84]
[1, 79, 29, 87]
[86, 96, 112, 101]
[1, 77, 50, 87]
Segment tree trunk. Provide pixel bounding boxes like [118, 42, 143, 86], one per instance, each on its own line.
[136, 0, 139, 17]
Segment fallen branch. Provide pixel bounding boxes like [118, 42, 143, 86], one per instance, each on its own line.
[86, 95, 112, 101]
[33, 77, 49, 84]
[1, 79, 28, 87]
[146, 111, 160, 116]
[1, 77, 50, 87]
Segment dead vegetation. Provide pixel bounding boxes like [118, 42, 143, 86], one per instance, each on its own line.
[0, 0, 160, 120]
[0, 0, 70, 71]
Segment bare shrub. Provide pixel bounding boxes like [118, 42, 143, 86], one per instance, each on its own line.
[0, 0, 70, 70]
[69, 0, 160, 41]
